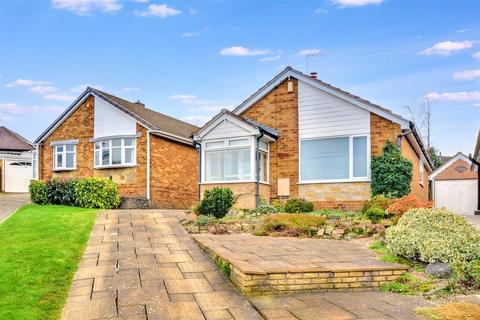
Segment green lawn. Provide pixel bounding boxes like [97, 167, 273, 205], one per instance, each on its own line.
[0, 205, 97, 320]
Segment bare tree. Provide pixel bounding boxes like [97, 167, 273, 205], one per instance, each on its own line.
[404, 96, 432, 149]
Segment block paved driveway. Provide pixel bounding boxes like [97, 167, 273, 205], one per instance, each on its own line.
[62, 210, 262, 320]
[64, 209, 431, 320]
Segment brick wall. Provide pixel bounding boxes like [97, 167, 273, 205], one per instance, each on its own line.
[434, 158, 477, 181]
[200, 183, 270, 209]
[150, 135, 198, 209]
[241, 78, 299, 199]
[400, 137, 429, 202]
[370, 113, 401, 157]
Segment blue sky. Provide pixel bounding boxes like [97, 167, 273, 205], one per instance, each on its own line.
[0, 0, 479, 156]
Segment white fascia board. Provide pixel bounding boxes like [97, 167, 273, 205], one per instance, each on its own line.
[234, 70, 410, 129]
[429, 152, 470, 180]
[196, 113, 259, 140]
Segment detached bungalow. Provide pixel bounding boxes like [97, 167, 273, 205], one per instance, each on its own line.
[194, 67, 432, 210]
[34, 88, 199, 209]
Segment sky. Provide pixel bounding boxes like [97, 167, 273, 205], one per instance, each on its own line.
[0, 0, 479, 156]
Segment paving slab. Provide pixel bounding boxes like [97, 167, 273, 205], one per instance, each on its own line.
[61, 209, 262, 320]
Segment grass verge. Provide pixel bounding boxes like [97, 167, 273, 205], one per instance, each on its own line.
[0, 205, 97, 320]
[416, 302, 480, 320]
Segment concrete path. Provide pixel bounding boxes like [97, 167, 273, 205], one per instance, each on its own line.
[465, 215, 480, 229]
[0, 193, 30, 223]
[61, 210, 262, 320]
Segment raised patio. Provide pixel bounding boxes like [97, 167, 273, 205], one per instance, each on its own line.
[192, 234, 408, 295]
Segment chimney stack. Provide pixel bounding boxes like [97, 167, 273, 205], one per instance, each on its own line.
[134, 100, 145, 108]
[310, 72, 317, 80]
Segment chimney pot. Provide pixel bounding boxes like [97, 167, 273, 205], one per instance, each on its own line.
[134, 100, 145, 108]
[310, 72, 318, 80]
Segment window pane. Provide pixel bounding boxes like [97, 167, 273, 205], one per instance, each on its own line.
[229, 139, 249, 147]
[56, 145, 64, 152]
[240, 149, 251, 179]
[260, 152, 268, 181]
[66, 153, 75, 168]
[95, 143, 100, 150]
[95, 150, 100, 166]
[102, 149, 109, 165]
[66, 144, 74, 152]
[112, 139, 121, 147]
[301, 137, 349, 180]
[56, 153, 63, 168]
[111, 147, 121, 165]
[205, 141, 225, 149]
[205, 151, 224, 181]
[124, 138, 134, 146]
[353, 136, 367, 177]
[225, 150, 239, 179]
[101, 141, 109, 149]
[125, 148, 134, 164]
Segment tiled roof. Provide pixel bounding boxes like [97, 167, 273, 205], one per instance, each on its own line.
[0, 126, 34, 151]
[93, 89, 199, 140]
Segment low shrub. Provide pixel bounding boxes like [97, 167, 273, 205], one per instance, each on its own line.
[361, 195, 394, 214]
[271, 199, 284, 212]
[386, 208, 480, 263]
[29, 180, 49, 205]
[74, 178, 121, 209]
[249, 201, 279, 215]
[284, 198, 314, 213]
[193, 215, 219, 227]
[257, 214, 326, 236]
[45, 178, 77, 206]
[450, 259, 480, 291]
[198, 187, 234, 218]
[364, 206, 386, 223]
[379, 272, 434, 295]
[386, 195, 431, 217]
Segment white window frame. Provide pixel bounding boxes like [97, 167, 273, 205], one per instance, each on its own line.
[53, 144, 76, 171]
[258, 140, 269, 184]
[94, 138, 136, 169]
[32, 150, 38, 179]
[299, 134, 370, 184]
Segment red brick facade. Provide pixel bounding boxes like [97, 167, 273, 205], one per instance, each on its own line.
[38, 95, 198, 209]
[434, 158, 477, 181]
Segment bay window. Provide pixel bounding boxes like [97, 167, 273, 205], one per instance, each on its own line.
[94, 137, 135, 168]
[203, 138, 269, 183]
[300, 135, 369, 182]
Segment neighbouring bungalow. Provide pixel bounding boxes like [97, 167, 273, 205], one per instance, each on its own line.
[34, 88, 199, 209]
[194, 67, 433, 210]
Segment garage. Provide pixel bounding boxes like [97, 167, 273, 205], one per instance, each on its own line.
[0, 126, 35, 193]
[430, 152, 478, 215]
[3, 159, 33, 193]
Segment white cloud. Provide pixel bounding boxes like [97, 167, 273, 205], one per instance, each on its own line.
[473, 51, 480, 61]
[453, 69, 480, 80]
[181, 27, 209, 37]
[169, 94, 197, 100]
[419, 40, 474, 56]
[29, 86, 58, 94]
[455, 28, 470, 33]
[6, 79, 49, 87]
[135, 4, 181, 17]
[220, 46, 269, 56]
[426, 91, 480, 102]
[132, 0, 148, 2]
[51, 0, 122, 15]
[330, 0, 383, 7]
[181, 115, 212, 126]
[315, 8, 328, 14]
[474, 103, 480, 108]
[0, 102, 64, 114]
[260, 54, 281, 62]
[298, 49, 321, 56]
[44, 93, 77, 101]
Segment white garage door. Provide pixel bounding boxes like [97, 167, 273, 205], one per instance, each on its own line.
[4, 159, 33, 193]
[434, 179, 477, 215]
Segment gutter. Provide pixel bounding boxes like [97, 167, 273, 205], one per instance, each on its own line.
[146, 130, 151, 201]
[194, 141, 202, 201]
[255, 131, 265, 208]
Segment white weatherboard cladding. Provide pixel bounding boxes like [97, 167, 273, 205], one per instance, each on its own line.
[298, 80, 370, 139]
[203, 119, 252, 140]
[94, 96, 136, 138]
